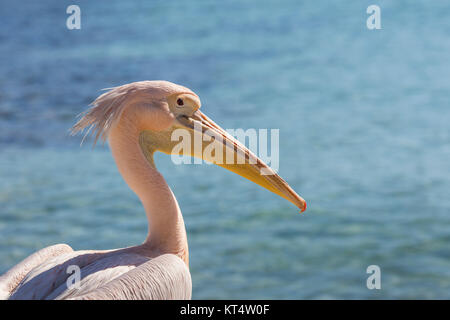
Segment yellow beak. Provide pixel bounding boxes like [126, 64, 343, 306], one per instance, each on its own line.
[174, 110, 306, 212]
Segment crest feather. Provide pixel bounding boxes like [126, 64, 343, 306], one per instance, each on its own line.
[71, 85, 134, 145]
[71, 81, 195, 145]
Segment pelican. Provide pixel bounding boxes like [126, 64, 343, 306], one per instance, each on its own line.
[0, 81, 306, 300]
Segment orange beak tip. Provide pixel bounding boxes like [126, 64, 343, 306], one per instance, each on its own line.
[299, 201, 307, 213]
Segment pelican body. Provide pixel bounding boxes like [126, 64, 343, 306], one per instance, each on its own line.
[0, 81, 306, 300]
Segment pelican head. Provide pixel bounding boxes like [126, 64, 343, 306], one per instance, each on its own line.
[72, 80, 306, 212]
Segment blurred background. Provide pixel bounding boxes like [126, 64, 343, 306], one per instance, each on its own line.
[0, 0, 449, 299]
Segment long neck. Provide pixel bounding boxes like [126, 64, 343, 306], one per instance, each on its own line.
[108, 116, 188, 265]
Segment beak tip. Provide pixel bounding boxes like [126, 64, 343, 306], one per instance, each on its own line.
[299, 201, 307, 213]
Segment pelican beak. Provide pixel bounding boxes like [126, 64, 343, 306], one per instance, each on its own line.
[175, 110, 306, 212]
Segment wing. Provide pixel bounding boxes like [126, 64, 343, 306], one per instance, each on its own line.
[8, 248, 146, 300]
[70, 254, 192, 300]
[0, 244, 73, 300]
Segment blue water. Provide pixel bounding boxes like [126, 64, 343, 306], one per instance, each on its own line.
[1, 0, 449, 299]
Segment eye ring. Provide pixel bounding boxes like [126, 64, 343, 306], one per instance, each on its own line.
[177, 98, 184, 106]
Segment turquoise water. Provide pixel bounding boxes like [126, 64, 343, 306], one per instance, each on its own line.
[1, 0, 449, 299]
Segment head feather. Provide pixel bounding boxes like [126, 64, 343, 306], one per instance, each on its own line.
[71, 81, 194, 145]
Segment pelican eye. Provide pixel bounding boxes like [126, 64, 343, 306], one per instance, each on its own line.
[177, 98, 184, 106]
